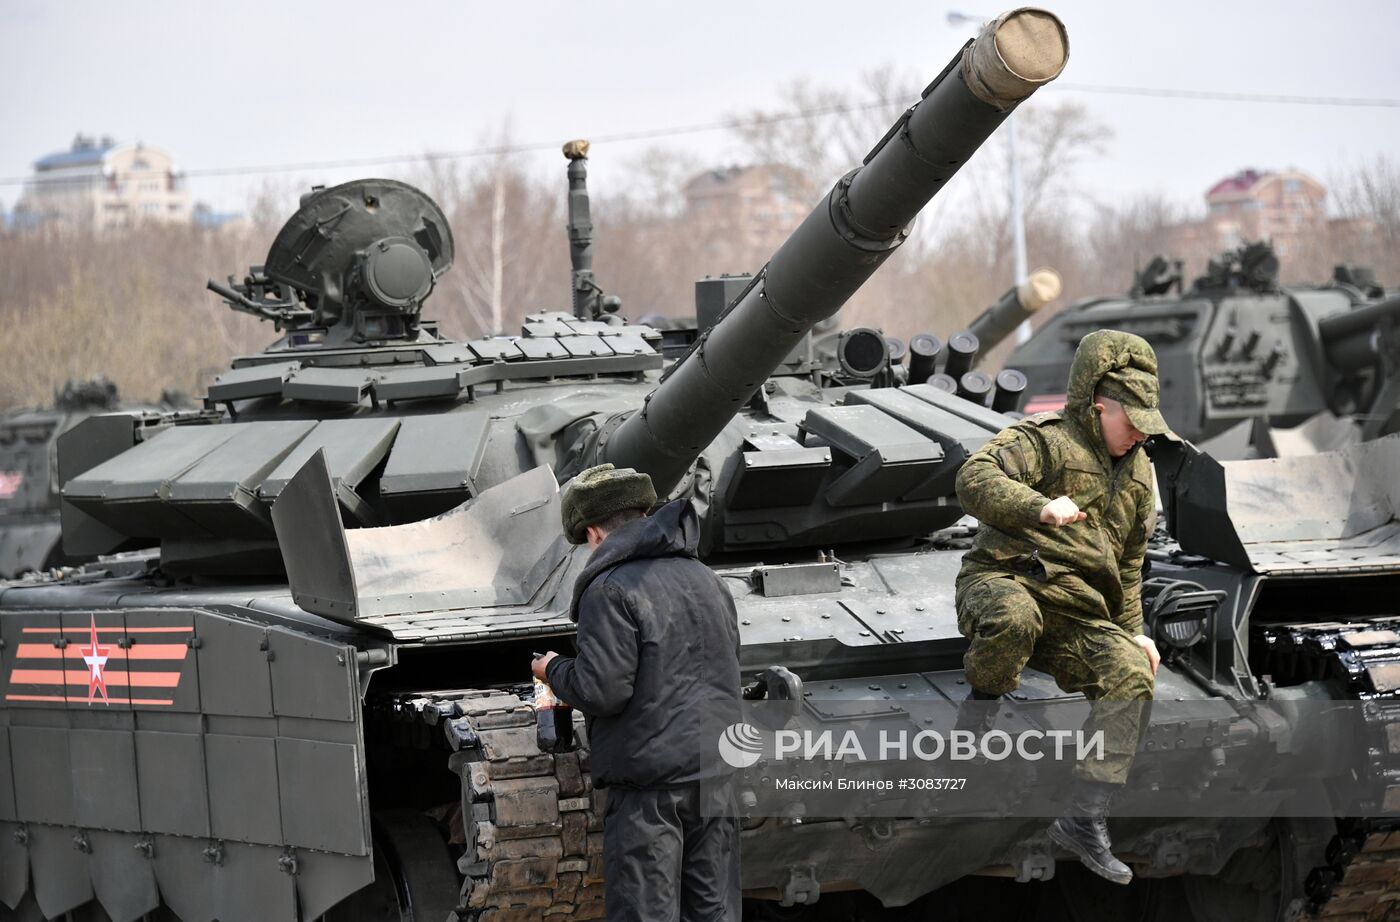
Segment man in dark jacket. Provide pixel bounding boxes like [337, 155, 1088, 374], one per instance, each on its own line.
[532, 463, 742, 922]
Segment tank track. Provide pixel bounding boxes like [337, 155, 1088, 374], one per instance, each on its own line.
[377, 687, 606, 922]
[1255, 616, 1400, 921]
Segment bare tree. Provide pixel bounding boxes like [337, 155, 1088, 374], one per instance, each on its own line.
[409, 137, 568, 339]
[1080, 194, 1197, 291]
[726, 66, 919, 200]
[450, 168, 510, 335]
[11, 75, 1391, 417]
[619, 146, 704, 217]
[246, 176, 313, 233]
[1327, 156, 1400, 282]
[0, 219, 274, 409]
[954, 100, 1113, 273]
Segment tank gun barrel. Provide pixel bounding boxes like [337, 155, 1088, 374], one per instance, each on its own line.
[603, 8, 1069, 492]
[966, 267, 1061, 361]
[1318, 294, 1400, 373]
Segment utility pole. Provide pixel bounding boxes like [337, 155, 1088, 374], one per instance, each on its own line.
[948, 10, 1033, 344]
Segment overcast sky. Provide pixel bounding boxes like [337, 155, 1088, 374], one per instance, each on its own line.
[3, 0, 1398, 216]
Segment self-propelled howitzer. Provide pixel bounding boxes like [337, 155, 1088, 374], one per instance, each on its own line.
[1007, 241, 1400, 455]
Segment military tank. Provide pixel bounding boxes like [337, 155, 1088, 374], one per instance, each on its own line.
[2, 9, 1398, 922]
[0, 380, 184, 579]
[1007, 241, 1400, 457]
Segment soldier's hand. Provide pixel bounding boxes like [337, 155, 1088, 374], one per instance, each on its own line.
[1132, 635, 1161, 676]
[1039, 495, 1087, 526]
[531, 651, 559, 681]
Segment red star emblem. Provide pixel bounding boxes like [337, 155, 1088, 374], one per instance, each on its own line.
[79, 615, 111, 705]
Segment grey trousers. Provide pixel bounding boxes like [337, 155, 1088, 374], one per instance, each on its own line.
[602, 784, 741, 922]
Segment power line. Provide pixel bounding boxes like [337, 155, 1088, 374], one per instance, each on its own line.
[1055, 82, 1400, 108]
[2, 82, 1396, 190]
[0, 101, 886, 190]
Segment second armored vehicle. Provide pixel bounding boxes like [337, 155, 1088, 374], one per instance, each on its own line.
[1008, 242, 1399, 456]
[0, 379, 184, 579]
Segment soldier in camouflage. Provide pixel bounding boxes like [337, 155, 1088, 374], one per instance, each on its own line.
[954, 329, 1168, 885]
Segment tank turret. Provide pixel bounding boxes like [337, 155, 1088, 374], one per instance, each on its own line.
[52, 10, 1072, 569]
[599, 8, 1069, 493]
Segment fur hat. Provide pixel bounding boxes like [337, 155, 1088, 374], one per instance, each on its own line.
[561, 463, 657, 544]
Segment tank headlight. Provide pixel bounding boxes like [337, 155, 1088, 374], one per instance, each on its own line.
[837, 328, 890, 378]
[1142, 577, 1226, 651]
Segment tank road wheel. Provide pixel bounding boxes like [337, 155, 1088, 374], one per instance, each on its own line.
[877, 876, 1046, 922]
[322, 810, 460, 922]
[1181, 843, 1284, 922]
[1054, 864, 1170, 922]
[1179, 818, 1336, 922]
[741, 901, 814, 920]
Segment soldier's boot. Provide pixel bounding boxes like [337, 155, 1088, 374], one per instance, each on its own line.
[1048, 779, 1133, 885]
[953, 688, 1000, 767]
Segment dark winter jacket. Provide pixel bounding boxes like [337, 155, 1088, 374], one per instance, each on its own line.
[546, 500, 742, 788]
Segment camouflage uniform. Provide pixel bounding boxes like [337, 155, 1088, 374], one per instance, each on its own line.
[954, 330, 1162, 784]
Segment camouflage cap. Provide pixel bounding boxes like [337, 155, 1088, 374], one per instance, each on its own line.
[561, 463, 657, 545]
[1097, 366, 1170, 436]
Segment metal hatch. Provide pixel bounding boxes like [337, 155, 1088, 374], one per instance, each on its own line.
[802, 405, 944, 507]
[1156, 433, 1400, 575]
[272, 452, 569, 628]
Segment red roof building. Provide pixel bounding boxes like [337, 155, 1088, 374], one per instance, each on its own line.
[1201, 168, 1327, 260]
